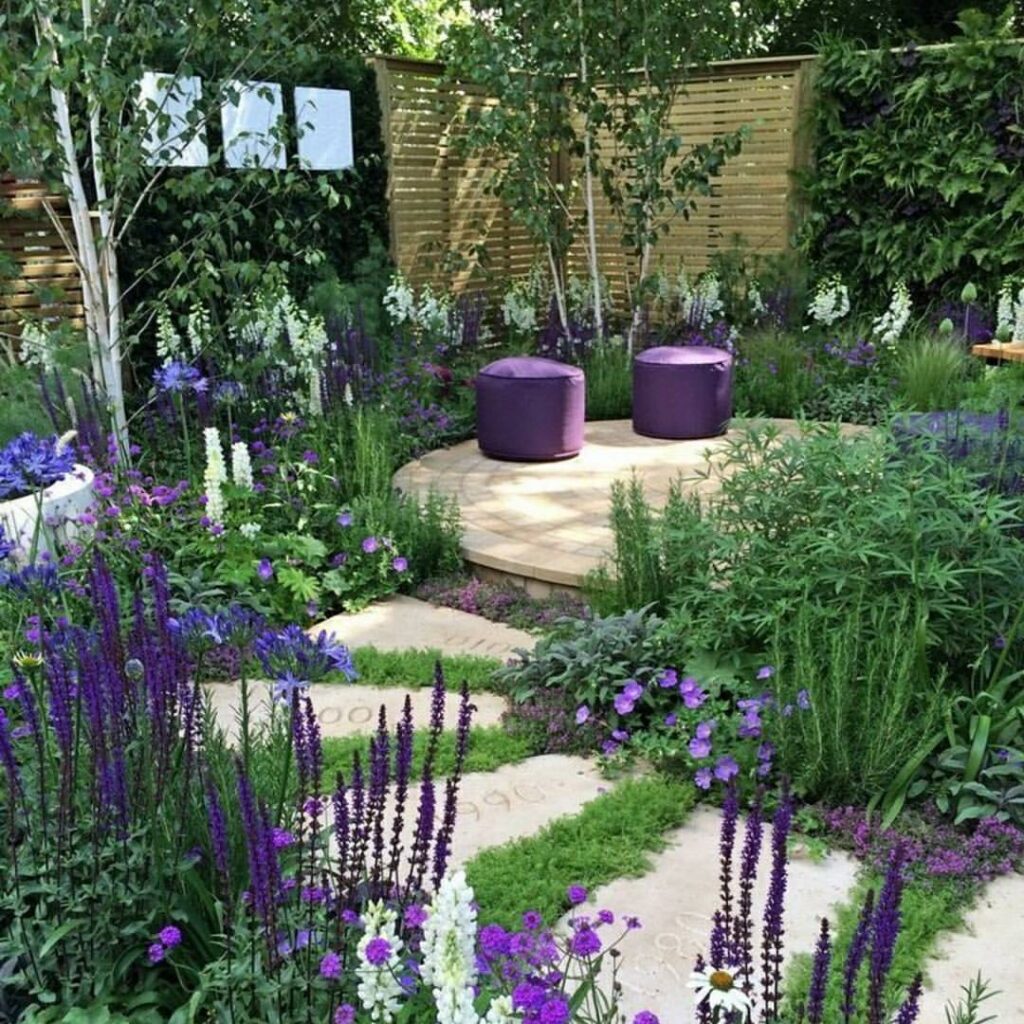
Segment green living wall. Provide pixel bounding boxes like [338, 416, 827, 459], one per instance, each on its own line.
[799, 11, 1024, 304]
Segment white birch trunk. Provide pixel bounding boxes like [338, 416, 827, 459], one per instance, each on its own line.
[577, 0, 603, 341]
[546, 245, 570, 341]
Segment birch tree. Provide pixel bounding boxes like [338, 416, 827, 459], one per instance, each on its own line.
[0, 0, 343, 447]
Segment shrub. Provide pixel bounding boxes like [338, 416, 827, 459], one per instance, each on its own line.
[583, 341, 632, 421]
[896, 335, 973, 411]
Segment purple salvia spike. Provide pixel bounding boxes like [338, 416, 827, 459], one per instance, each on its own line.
[717, 782, 740, 954]
[806, 918, 831, 1024]
[348, 752, 368, 891]
[709, 911, 727, 968]
[290, 692, 309, 791]
[760, 787, 793, 1021]
[332, 772, 351, 908]
[368, 707, 390, 895]
[388, 696, 414, 887]
[408, 764, 436, 895]
[0, 708, 22, 801]
[431, 682, 473, 890]
[303, 694, 322, 792]
[235, 765, 270, 929]
[894, 973, 923, 1024]
[205, 775, 230, 883]
[868, 848, 905, 1024]
[693, 954, 712, 1024]
[426, 660, 446, 761]
[842, 889, 875, 1022]
[734, 788, 763, 993]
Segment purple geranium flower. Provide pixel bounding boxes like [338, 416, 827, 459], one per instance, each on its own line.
[689, 736, 712, 759]
[575, 705, 590, 725]
[362, 536, 379, 554]
[714, 755, 740, 781]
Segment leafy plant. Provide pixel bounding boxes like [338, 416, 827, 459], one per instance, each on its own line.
[897, 335, 973, 411]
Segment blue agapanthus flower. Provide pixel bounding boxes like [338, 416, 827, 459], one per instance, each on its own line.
[0, 433, 76, 501]
[255, 624, 357, 701]
[0, 524, 14, 562]
[154, 360, 207, 394]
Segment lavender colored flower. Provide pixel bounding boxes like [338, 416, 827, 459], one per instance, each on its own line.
[320, 950, 343, 980]
[622, 679, 643, 701]
[695, 767, 713, 789]
[539, 996, 570, 1024]
[658, 669, 678, 688]
[664, 713, 678, 727]
[570, 926, 602, 956]
[479, 923, 511, 958]
[334, 1005, 356, 1024]
[756, 665, 775, 680]
[158, 925, 182, 949]
[0, 524, 14, 561]
[513, 981, 547, 1011]
[0, 432, 76, 500]
[392, 556, 408, 573]
[567, 884, 588, 905]
[796, 689, 812, 711]
[257, 558, 274, 581]
[634, 1013, 660, 1024]
[522, 910, 542, 930]
[614, 692, 636, 715]
[689, 736, 712, 759]
[337, 511, 354, 527]
[807, 918, 831, 1023]
[147, 942, 165, 964]
[895, 973, 923, 1024]
[153, 360, 205, 394]
[575, 705, 590, 725]
[842, 889, 875, 1019]
[404, 904, 428, 928]
[364, 936, 392, 966]
[362, 535, 379, 554]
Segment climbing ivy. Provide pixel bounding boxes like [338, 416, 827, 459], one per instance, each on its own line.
[799, 9, 1024, 305]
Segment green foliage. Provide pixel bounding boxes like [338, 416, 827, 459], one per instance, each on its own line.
[602, 424, 1024, 685]
[897, 335, 974, 411]
[349, 646, 502, 692]
[801, 16, 1024, 304]
[732, 329, 817, 418]
[495, 607, 669, 707]
[583, 342, 632, 421]
[321, 725, 532, 786]
[943, 975, 1001, 1024]
[769, 593, 945, 803]
[466, 778, 695, 931]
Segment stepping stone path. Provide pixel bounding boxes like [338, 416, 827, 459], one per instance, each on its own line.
[318, 594, 535, 661]
[558, 807, 860, 1024]
[919, 873, 1024, 1023]
[205, 681, 508, 741]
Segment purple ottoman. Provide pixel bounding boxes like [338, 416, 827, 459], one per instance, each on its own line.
[632, 346, 733, 439]
[476, 356, 585, 461]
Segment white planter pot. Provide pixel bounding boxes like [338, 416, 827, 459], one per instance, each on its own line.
[0, 464, 95, 560]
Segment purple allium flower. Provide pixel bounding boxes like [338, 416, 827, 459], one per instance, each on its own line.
[567, 884, 588, 905]
[158, 925, 182, 949]
[575, 705, 590, 725]
[695, 767, 713, 789]
[364, 936, 393, 966]
[715, 755, 739, 782]
[320, 950, 343, 980]
[392, 556, 408, 573]
[756, 665, 775, 680]
[362, 535, 379, 554]
[634, 1014, 660, 1024]
[404, 905, 428, 929]
[337, 511, 353, 527]
[334, 1004, 356, 1024]
[689, 736, 712, 759]
[257, 558, 274, 581]
[147, 942, 165, 964]
[522, 910, 542, 930]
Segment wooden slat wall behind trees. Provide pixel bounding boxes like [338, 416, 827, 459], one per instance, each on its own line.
[374, 54, 817, 303]
[372, 57, 542, 305]
[0, 176, 83, 341]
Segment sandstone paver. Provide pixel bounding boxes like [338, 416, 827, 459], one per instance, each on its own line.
[557, 806, 859, 1023]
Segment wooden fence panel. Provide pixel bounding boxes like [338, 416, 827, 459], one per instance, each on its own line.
[0, 176, 83, 341]
[375, 54, 817, 304]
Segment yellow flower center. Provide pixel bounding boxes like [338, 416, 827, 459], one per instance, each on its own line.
[709, 970, 735, 992]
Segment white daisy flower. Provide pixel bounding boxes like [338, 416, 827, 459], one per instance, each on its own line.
[688, 965, 752, 1020]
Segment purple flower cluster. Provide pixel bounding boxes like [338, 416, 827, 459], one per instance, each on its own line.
[417, 575, 588, 631]
[0, 432, 76, 501]
[823, 337, 878, 368]
[147, 923, 183, 964]
[255, 625, 357, 701]
[153, 360, 208, 395]
[823, 806, 1024, 897]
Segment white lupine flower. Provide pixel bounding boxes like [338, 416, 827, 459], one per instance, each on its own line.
[421, 871, 479, 1024]
[203, 427, 227, 525]
[482, 995, 515, 1024]
[356, 902, 405, 1023]
[238, 522, 261, 539]
[231, 441, 253, 489]
[186, 301, 211, 357]
[808, 275, 851, 327]
[155, 308, 182, 363]
[18, 321, 56, 372]
[383, 274, 417, 325]
[872, 280, 912, 347]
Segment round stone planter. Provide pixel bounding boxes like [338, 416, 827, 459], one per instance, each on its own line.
[0, 464, 95, 559]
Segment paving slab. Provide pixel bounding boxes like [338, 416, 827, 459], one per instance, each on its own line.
[316, 595, 535, 660]
[395, 419, 866, 590]
[205, 681, 507, 741]
[919, 873, 1024, 1023]
[557, 806, 859, 1023]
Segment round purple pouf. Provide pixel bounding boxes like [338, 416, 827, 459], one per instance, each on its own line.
[476, 356, 585, 461]
[632, 345, 733, 439]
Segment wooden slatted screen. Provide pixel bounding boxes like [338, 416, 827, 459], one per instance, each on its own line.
[0, 176, 83, 341]
[374, 54, 817, 300]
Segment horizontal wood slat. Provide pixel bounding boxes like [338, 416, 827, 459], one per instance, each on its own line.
[1, 175, 83, 334]
[374, 54, 813, 307]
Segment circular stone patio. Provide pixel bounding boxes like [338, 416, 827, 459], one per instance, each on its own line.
[395, 418, 833, 594]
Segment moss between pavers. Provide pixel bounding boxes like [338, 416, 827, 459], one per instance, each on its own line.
[466, 777, 696, 931]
